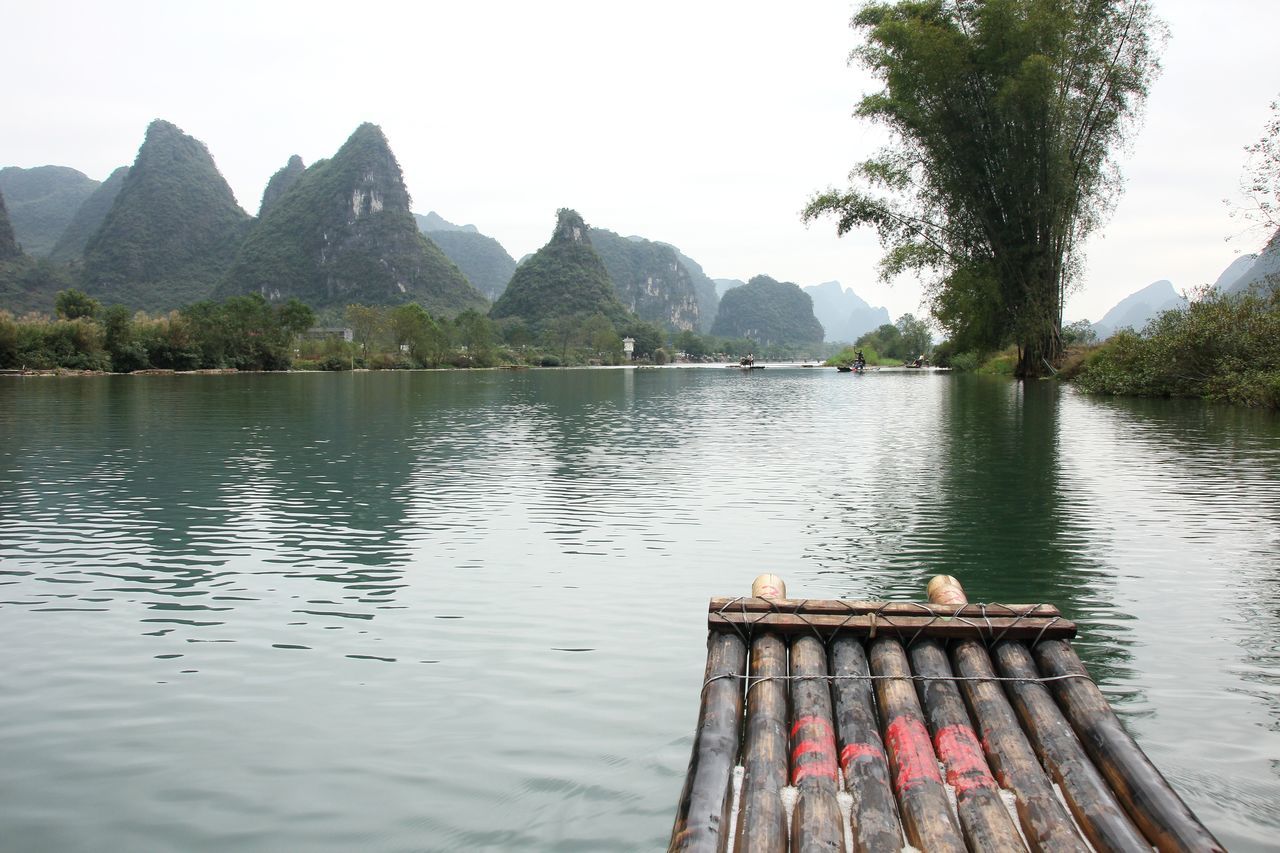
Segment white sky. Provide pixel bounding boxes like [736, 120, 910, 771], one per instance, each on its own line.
[4, 0, 1277, 323]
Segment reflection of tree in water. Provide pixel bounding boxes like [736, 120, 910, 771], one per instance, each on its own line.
[929, 377, 1135, 685]
[1086, 396, 1280, 743]
[2, 375, 477, 624]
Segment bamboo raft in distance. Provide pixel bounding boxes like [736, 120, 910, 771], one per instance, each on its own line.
[669, 574, 1224, 853]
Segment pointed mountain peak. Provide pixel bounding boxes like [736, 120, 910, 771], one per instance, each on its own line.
[259, 154, 306, 217]
[553, 208, 591, 245]
[490, 208, 625, 327]
[221, 125, 485, 316]
[81, 120, 250, 310]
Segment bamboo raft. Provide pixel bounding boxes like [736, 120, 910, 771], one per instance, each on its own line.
[669, 575, 1224, 852]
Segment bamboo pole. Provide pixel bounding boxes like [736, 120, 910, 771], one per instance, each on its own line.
[829, 636, 903, 852]
[789, 634, 847, 852]
[992, 640, 1150, 851]
[910, 638, 1027, 850]
[1033, 640, 1226, 852]
[869, 636, 966, 852]
[734, 575, 789, 853]
[669, 628, 748, 851]
[929, 576, 1089, 852]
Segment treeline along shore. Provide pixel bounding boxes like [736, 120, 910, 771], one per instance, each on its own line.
[0, 289, 827, 374]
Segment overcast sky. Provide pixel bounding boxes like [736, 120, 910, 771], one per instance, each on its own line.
[5, 0, 1278, 323]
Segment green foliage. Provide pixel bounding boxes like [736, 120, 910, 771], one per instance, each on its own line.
[0, 313, 108, 370]
[0, 255, 74, 315]
[55, 289, 101, 320]
[81, 120, 252, 311]
[806, 0, 1162, 376]
[1062, 318, 1098, 346]
[1071, 285, 1280, 407]
[223, 124, 486, 318]
[589, 228, 702, 331]
[50, 166, 129, 262]
[491, 209, 629, 328]
[710, 274, 824, 345]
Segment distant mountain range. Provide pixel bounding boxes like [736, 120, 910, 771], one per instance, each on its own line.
[1090, 280, 1187, 339]
[802, 280, 891, 343]
[1, 119, 874, 348]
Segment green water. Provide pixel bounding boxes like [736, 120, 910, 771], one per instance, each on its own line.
[1, 368, 1277, 850]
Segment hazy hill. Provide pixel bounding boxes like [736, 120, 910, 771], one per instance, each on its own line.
[490, 208, 627, 327]
[0, 191, 74, 314]
[589, 228, 700, 330]
[714, 278, 745, 298]
[415, 211, 478, 234]
[0, 165, 100, 257]
[258, 155, 305, 216]
[710, 274, 824, 345]
[1220, 228, 1280, 295]
[81, 120, 251, 310]
[222, 123, 486, 316]
[415, 213, 516, 300]
[1213, 253, 1257, 292]
[1092, 280, 1187, 340]
[803, 280, 891, 342]
[49, 166, 128, 261]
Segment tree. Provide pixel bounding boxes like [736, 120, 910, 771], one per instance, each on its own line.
[805, 0, 1162, 377]
[344, 304, 386, 358]
[896, 313, 932, 359]
[1229, 97, 1280, 239]
[55, 289, 101, 320]
[389, 303, 447, 365]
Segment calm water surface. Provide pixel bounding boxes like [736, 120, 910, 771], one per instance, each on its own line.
[1, 368, 1278, 851]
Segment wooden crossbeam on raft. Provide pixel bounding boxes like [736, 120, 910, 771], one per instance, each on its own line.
[707, 610, 1076, 641]
[668, 574, 1224, 853]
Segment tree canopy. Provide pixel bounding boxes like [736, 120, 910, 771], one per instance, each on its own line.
[806, 0, 1162, 376]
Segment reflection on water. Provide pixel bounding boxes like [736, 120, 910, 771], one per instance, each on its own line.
[1, 369, 1278, 851]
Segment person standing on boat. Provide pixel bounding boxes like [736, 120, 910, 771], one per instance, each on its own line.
[854, 350, 866, 371]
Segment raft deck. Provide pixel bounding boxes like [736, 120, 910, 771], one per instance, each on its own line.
[669, 575, 1223, 852]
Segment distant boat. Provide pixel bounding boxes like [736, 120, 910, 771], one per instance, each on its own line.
[727, 364, 766, 370]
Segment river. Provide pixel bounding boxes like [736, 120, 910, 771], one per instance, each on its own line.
[1, 367, 1277, 850]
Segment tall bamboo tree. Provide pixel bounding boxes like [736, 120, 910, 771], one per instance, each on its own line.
[806, 0, 1162, 376]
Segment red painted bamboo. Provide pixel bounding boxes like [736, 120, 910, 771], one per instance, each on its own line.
[910, 638, 1027, 850]
[828, 636, 903, 852]
[789, 634, 847, 852]
[929, 576, 1088, 852]
[869, 636, 966, 852]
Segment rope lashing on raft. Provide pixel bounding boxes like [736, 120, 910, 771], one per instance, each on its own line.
[712, 596, 1067, 647]
[701, 670, 1097, 695]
